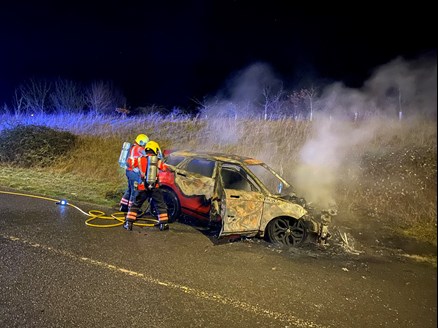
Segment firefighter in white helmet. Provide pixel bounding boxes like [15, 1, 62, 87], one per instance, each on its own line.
[119, 133, 149, 212]
[124, 140, 169, 231]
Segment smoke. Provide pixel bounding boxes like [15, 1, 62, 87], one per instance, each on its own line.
[292, 54, 437, 207]
[292, 118, 380, 208]
[225, 62, 282, 106]
[196, 55, 436, 210]
[198, 62, 281, 149]
[364, 55, 437, 118]
[200, 62, 282, 118]
[317, 54, 437, 119]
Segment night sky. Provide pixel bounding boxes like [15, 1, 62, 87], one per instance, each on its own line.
[0, 0, 435, 110]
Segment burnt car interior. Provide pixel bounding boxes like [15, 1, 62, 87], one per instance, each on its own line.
[185, 158, 215, 178]
[165, 155, 185, 166]
[220, 166, 259, 192]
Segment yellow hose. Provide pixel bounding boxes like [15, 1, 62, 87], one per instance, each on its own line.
[0, 190, 158, 228]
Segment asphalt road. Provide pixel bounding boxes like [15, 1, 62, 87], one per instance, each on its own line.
[0, 190, 436, 328]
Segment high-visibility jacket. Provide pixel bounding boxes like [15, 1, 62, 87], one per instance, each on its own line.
[126, 144, 147, 178]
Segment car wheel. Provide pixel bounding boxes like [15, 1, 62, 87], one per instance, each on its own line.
[267, 217, 308, 246]
[161, 188, 181, 223]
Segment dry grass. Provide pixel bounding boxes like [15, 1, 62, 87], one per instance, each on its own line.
[333, 119, 437, 245]
[0, 113, 436, 246]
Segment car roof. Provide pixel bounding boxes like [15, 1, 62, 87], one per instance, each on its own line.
[168, 150, 264, 165]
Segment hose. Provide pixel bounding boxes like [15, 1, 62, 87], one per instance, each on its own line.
[0, 190, 158, 228]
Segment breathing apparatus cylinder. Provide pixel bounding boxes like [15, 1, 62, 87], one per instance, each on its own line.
[146, 155, 158, 188]
[118, 142, 131, 169]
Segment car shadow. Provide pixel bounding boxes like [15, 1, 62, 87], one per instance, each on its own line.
[172, 214, 318, 247]
[139, 200, 241, 245]
[175, 215, 245, 246]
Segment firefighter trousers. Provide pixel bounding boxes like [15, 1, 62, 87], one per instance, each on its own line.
[120, 170, 142, 208]
[126, 187, 169, 224]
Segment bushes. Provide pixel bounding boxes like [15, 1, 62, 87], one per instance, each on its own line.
[0, 125, 77, 167]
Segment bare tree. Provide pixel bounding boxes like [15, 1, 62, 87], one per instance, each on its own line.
[191, 96, 220, 119]
[397, 86, 403, 120]
[1, 103, 9, 114]
[287, 86, 319, 120]
[12, 89, 25, 114]
[50, 79, 85, 113]
[287, 89, 307, 119]
[261, 85, 284, 120]
[303, 85, 318, 121]
[85, 81, 126, 115]
[15, 79, 52, 114]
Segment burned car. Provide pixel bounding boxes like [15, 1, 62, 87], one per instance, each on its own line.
[158, 150, 336, 246]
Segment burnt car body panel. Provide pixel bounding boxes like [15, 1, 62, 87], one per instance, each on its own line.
[259, 197, 308, 236]
[159, 150, 334, 245]
[219, 188, 264, 236]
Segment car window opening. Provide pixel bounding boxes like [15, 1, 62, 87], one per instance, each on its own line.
[247, 164, 288, 195]
[165, 155, 185, 166]
[221, 168, 252, 191]
[185, 158, 215, 178]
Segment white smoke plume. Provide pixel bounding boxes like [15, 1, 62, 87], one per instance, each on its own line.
[317, 54, 437, 119]
[225, 62, 282, 107]
[198, 62, 282, 149]
[200, 62, 282, 119]
[292, 118, 380, 208]
[196, 55, 436, 210]
[364, 55, 437, 118]
[292, 54, 437, 207]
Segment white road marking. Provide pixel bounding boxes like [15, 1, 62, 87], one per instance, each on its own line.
[2, 234, 328, 328]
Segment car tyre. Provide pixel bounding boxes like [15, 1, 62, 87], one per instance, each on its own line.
[266, 217, 308, 246]
[161, 188, 181, 223]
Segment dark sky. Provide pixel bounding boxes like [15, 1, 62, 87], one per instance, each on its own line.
[0, 0, 435, 109]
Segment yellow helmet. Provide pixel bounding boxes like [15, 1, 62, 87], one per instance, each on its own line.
[135, 134, 149, 146]
[145, 140, 162, 157]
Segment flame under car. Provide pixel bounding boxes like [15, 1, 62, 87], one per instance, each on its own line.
[158, 150, 335, 246]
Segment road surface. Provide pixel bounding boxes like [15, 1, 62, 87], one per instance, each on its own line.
[0, 190, 436, 327]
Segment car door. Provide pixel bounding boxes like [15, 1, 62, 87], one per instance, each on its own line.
[217, 164, 264, 237]
[173, 158, 216, 217]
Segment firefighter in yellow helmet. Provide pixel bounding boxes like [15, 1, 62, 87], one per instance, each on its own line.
[124, 140, 169, 231]
[119, 134, 149, 212]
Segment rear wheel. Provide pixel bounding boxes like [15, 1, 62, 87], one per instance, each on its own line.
[161, 188, 181, 223]
[267, 217, 307, 246]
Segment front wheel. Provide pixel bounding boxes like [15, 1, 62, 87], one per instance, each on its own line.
[266, 217, 308, 246]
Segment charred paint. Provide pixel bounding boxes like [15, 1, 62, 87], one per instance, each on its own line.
[259, 197, 308, 232]
[166, 150, 337, 244]
[221, 190, 263, 235]
[170, 150, 258, 166]
[174, 172, 215, 199]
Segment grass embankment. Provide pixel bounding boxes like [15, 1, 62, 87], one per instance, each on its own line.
[0, 113, 436, 247]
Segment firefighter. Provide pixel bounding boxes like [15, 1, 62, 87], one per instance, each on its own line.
[123, 140, 169, 231]
[119, 133, 149, 212]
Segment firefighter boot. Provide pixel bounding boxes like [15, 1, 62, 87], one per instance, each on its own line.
[159, 223, 169, 231]
[123, 219, 134, 231]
